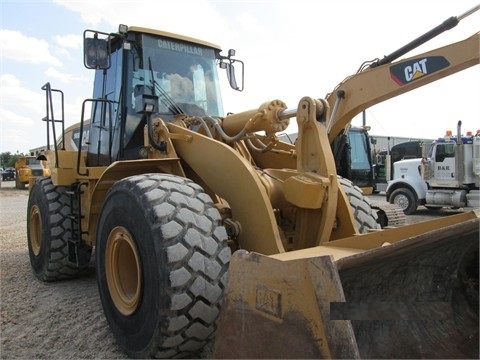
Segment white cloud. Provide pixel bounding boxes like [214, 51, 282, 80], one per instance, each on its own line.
[0, 107, 34, 127]
[0, 74, 45, 116]
[0, 29, 62, 66]
[0, 74, 20, 87]
[53, 0, 231, 47]
[44, 66, 88, 84]
[0, 108, 36, 153]
[51, 34, 83, 62]
[54, 34, 83, 49]
[0, 74, 79, 152]
[53, 0, 109, 26]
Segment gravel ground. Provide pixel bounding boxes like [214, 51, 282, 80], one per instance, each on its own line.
[0, 179, 470, 359]
[0, 180, 125, 359]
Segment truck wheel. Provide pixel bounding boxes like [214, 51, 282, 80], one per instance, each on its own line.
[389, 188, 417, 215]
[96, 174, 231, 358]
[27, 177, 91, 281]
[339, 176, 381, 232]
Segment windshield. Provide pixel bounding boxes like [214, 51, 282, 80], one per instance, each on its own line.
[425, 141, 435, 158]
[26, 158, 41, 165]
[348, 130, 371, 170]
[132, 34, 224, 117]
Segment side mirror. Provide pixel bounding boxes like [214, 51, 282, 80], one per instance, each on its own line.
[219, 49, 244, 91]
[226, 63, 239, 91]
[84, 30, 110, 70]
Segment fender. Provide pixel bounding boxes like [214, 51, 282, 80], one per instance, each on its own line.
[386, 158, 428, 202]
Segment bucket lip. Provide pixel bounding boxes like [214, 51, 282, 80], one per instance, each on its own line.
[270, 210, 479, 265]
[335, 215, 479, 271]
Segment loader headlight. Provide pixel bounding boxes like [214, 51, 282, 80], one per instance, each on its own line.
[144, 103, 155, 113]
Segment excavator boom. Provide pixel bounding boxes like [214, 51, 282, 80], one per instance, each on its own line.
[327, 31, 479, 142]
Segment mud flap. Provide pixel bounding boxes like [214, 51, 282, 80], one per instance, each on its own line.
[214, 213, 479, 359]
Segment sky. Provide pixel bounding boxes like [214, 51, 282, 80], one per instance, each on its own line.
[0, 0, 479, 154]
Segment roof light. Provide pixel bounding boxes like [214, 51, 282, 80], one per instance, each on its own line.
[118, 24, 128, 34]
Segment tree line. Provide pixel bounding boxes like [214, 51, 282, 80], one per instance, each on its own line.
[0, 152, 25, 168]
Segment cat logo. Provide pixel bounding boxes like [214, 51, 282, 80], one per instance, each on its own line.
[404, 58, 428, 81]
[390, 56, 450, 86]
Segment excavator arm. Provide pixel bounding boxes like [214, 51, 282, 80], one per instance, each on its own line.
[327, 31, 479, 142]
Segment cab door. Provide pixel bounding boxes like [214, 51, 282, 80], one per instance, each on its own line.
[87, 43, 123, 167]
[431, 142, 458, 187]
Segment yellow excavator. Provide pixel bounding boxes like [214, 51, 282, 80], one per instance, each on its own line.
[27, 6, 478, 359]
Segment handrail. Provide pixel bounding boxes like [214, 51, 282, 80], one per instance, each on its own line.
[41, 83, 65, 167]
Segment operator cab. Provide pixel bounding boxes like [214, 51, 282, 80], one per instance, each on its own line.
[332, 126, 374, 193]
[83, 25, 243, 166]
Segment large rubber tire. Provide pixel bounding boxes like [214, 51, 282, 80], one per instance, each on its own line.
[15, 176, 26, 189]
[95, 174, 231, 358]
[27, 177, 91, 281]
[339, 176, 381, 233]
[389, 187, 417, 215]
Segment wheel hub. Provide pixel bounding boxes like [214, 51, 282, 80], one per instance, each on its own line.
[105, 226, 142, 316]
[394, 194, 409, 210]
[29, 205, 42, 256]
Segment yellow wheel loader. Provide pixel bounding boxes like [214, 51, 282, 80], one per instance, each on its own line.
[27, 7, 479, 359]
[14, 156, 50, 189]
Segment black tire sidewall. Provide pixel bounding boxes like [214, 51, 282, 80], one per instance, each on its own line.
[96, 187, 166, 355]
[338, 176, 380, 232]
[27, 178, 52, 277]
[27, 177, 90, 281]
[391, 188, 416, 215]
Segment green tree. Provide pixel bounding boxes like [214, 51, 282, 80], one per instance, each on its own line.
[0, 152, 24, 168]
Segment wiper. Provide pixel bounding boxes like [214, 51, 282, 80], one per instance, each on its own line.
[148, 57, 184, 115]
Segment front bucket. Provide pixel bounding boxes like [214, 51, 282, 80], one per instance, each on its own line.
[214, 212, 479, 359]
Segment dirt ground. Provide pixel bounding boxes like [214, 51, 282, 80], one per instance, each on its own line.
[0, 180, 126, 359]
[0, 179, 471, 359]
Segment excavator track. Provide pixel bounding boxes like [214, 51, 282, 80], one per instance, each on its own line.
[371, 201, 407, 228]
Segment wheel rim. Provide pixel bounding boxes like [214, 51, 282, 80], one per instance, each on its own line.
[105, 226, 142, 316]
[393, 194, 409, 210]
[29, 205, 42, 256]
